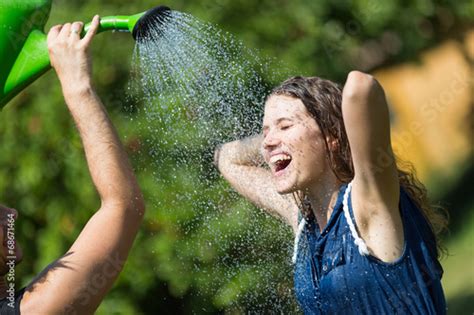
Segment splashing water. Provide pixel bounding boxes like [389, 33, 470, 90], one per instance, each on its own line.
[128, 10, 299, 313]
[130, 10, 272, 143]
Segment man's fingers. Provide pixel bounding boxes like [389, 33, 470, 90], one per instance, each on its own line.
[58, 23, 72, 40]
[47, 24, 63, 42]
[70, 22, 84, 39]
[82, 15, 100, 46]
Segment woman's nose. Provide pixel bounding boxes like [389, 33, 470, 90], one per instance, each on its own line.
[263, 130, 280, 149]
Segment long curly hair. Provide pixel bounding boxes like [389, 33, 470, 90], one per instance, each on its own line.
[270, 76, 448, 256]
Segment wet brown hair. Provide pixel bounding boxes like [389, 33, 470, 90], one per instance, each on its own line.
[270, 76, 448, 256]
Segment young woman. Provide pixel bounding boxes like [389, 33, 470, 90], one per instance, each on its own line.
[0, 16, 145, 314]
[215, 73, 447, 314]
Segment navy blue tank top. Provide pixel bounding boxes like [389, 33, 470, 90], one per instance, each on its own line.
[293, 183, 446, 314]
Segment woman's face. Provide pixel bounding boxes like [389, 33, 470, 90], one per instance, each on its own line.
[0, 206, 23, 276]
[262, 95, 330, 194]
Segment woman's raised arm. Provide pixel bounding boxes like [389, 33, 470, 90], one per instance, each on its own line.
[216, 135, 298, 232]
[341, 71, 403, 262]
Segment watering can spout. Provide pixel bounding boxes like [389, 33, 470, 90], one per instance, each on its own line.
[0, 3, 171, 109]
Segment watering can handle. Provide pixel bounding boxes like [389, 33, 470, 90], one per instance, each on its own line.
[82, 15, 143, 36]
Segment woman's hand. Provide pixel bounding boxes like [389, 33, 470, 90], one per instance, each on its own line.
[47, 15, 100, 96]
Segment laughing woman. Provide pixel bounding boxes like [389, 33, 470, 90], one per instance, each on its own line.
[215, 72, 447, 314]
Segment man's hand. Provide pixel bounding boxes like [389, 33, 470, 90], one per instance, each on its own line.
[47, 15, 100, 95]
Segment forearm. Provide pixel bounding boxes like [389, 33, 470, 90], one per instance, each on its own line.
[215, 135, 298, 230]
[22, 84, 145, 314]
[20, 84, 146, 313]
[63, 84, 143, 212]
[341, 71, 398, 198]
[216, 134, 264, 170]
[342, 71, 394, 166]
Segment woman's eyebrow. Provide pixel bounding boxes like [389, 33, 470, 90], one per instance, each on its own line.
[275, 117, 293, 124]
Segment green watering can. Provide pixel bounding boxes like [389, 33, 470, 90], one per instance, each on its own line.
[0, 0, 170, 108]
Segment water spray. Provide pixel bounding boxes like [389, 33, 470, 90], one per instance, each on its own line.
[0, 0, 171, 108]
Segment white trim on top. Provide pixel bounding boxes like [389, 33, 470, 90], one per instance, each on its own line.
[343, 181, 370, 256]
[292, 182, 370, 264]
[292, 217, 306, 264]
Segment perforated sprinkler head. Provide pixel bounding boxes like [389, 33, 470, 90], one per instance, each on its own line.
[132, 5, 172, 41]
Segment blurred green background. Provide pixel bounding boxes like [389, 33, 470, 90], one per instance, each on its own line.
[0, 0, 473, 314]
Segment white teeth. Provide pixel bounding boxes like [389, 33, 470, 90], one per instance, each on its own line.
[269, 154, 291, 164]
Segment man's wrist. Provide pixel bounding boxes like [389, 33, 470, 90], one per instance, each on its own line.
[61, 80, 95, 102]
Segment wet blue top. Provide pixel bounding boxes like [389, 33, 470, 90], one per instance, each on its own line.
[294, 183, 446, 314]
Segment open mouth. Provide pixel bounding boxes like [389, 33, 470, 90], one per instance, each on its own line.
[269, 154, 292, 175]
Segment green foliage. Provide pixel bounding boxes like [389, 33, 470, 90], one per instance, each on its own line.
[0, 0, 472, 314]
[441, 206, 474, 314]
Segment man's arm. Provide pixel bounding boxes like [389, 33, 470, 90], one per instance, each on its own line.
[20, 16, 145, 314]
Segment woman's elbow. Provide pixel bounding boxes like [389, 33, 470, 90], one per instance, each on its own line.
[343, 71, 383, 101]
[214, 142, 234, 171]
